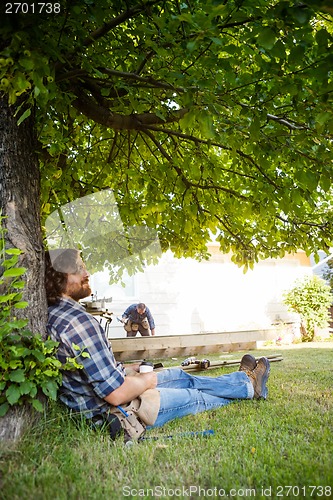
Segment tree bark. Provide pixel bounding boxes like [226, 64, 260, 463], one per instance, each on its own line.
[0, 96, 46, 334]
[0, 96, 46, 441]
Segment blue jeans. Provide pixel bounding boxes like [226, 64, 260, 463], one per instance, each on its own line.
[151, 368, 254, 428]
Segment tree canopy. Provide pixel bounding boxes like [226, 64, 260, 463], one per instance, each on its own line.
[1, 0, 333, 271]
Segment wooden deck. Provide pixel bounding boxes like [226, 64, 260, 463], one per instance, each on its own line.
[110, 328, 278, 361]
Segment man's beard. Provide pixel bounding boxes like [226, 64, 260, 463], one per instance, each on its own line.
[68, 280, 92, 302]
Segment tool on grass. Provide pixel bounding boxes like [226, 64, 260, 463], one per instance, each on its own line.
[178, 354, 283, 372]
[181, 357, 211, 369]
[139, 429, 215, 442]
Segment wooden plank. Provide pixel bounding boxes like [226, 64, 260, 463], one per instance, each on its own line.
[111, 337, 262, 361]
[110, 329, 280, 361]
[111, 329, 276, 349]
[114, 343, 258, 361]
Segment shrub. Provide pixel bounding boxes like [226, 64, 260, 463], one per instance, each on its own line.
[283, 275, 333, 342]
[0, 215, 85, 417]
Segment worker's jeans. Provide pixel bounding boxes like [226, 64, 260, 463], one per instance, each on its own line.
[151, 368, 254, 428]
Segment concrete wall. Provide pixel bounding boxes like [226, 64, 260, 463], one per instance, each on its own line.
[87, 247, 312, 338]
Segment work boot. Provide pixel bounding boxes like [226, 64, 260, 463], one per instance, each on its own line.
[247, 357, 270, 399]
[239, 354, 257, 372]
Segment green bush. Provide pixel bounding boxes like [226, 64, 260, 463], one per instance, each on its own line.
[283, 275, 333, 342]
[0, 215, 85, 417]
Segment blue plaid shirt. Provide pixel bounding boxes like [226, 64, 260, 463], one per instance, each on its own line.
[47, 296, 125, 418]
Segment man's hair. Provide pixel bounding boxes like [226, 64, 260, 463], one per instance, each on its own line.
[137, 302, 146, 310]
[45, 249, 81, 306]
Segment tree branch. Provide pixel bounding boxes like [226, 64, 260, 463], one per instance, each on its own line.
[82, 1, 163, 47]
[72, 91, 188, 129]
[98, 67, 194, 93]
[142, 129, 251, 199]
[72, 91, 283, 191]
[266, 114, 308, 130]
[144, 124, 280, 189]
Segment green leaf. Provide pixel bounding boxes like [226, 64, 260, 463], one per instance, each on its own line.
[9, 360, 23, 369]
[249, 116, 261, 141]
[9, 369, 26, 383]
[31, 350, 45, 362]
[29, 385, 38, 398]
[31, 398, 44, 412]
[0, 293, 18, 303]
[7, 319, 29, 329]
[184, 220, 192, 232]
[3, 267, 26, 278]
[186, 41, 197, 53]
[19, 380, 35, 395]
[41, 380, 58, 400]
[17, 108, 31, 126]
[43, 369, 57, 377]
[257, 28, 276, 50]
[5, 248, 21, 255]
[6, 385, 21, 405]
[292, 6, 311, 24]
[44, 339, 59, 350]
[13, 281, 25, 289]
[315, 112, 331, 126]
[14, 301, 29, 309]
[270, 40, 286, 59]
[18, 57, 34, 70]
[0, 402, 9, 417]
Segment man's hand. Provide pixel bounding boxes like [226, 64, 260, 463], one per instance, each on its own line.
[124, 363, 140, 372]
[104, 371, 158, 406]
[139, 371, 158, 389]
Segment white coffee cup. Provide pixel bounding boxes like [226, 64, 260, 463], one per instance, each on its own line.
[139, 362, 154, 373]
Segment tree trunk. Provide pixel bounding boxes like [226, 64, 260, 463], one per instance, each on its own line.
[0, 96, 46, 333]
[0, 96, 46, 441]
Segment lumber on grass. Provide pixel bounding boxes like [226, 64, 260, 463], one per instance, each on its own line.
[157, 354, 283, 372]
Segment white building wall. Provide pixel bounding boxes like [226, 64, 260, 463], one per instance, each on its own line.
[88, 249, 311, 338]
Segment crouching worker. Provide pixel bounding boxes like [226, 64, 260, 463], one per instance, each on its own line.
[121, 302, 155, 337]
[45, 249, 271, 443]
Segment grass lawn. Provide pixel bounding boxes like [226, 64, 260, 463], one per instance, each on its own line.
[0, 344, 332, 499]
